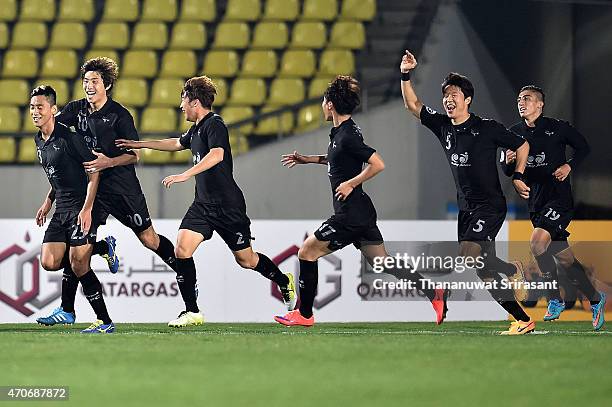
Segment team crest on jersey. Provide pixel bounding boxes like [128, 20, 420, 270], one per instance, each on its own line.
[545, 130, 555, 136]
[450, 152, 470, 167]
[426, 106, 437, 115]
[527, 152, 546, 167]
[470, 129, 479, 137]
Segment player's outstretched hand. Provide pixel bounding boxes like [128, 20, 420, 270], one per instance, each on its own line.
[335, 181, 354, 201]
[162, 173, 190, 188]
[77, 208, 92, 235]
[281, 151, 308, 168]
[513, 179, 530, 199]
[116, 139, 139, 149]
[35, 200, 52, 226]
[84, 151, 113, 173]
[552, 163, 571, 181]
[400, 50, 417, 73]
[505, 149, 516, 164]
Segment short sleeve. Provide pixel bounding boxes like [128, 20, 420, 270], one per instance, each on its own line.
[490, 122, 525, 150]
[55, 101, 80, 127]
[116, 109, 139, 141]
[66, 130, 96, 163]
[179, 131, 191, 149]
[206, 118, 229, 149]
[419, 105, 447, 140]
[559, 121, 589, 169]
[344, 133, 376, 163]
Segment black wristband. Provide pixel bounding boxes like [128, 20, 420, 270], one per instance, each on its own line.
[401, 71, 411, 81]
[512, 172, 524, 181]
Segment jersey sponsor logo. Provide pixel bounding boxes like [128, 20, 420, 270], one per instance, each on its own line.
[527, 152, 546, 167]
[450, 152, 470, 167]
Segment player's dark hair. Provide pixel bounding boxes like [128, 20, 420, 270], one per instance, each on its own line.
[30, 85, 57, 106]
[442, 73, 475, 107]
[182, 76, 217, 109]
[324, 75, 361, 115]
[519, 85, 545, 104]
[80, 57, 119, 93]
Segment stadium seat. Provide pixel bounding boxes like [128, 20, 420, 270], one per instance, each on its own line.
[221, 106, 254, 134]
[150, 79, 184, 107]
[40, 50, 78, 78]
[290, 22, 326, 49]
[58, 0, 94, 22]
[296, 103, 323, 132]
[170, 22, 206, 49]
[103, 0, 139, 22]
[279, 50, 316, 78]
[340, 0, 376, 21]
[0, 80, 29, 105]
[132, 22, 168, 50]
[210, 78, 227, 106]
[179, 115, 193, 132]
[251, 22, 288, 49]
[241, 50, 277, 78]
[113, 79, 148, 107]
[224, 0, 261, 21]
[227, 79, 266, 106]
[20, 0, 55, 21]
[230, 133, 249, 154]
[0, 107, 20, 132]
[160, 50, 196, 78]
[122, 50, 158, 78]
[308, 77, 332, 98]
[22, 108, 38, 132]
[179, 0, 216, 22]
[0, 0, 16, 21]
[142, 0, 177, 21]
[1, 50, 39, 78]
[125, 106, 139, 128]
[212, 22, 250, 49]
[262, 0, 299, 21]
[301, 0, 337, 21]
[254, 106, 294, 135]
[172, 148, 192, 164]
[49, 22, 87, 49]
[319, 49, 355, 76]
[83, 50, 120, 64]
[34, 79, 69, 106]
[92, 22, 130, 49]
[11, 22, 48, 49]
[267, 78, 305, 106]
[18, 138, 37, 163]
[140, 107, 177, 133]
[0, 23, 8, 48]
[0, 138, 16, 163]
[202, 51, 239, 78]
[329, 22, 365, 49]
[141, 148, 172, 164]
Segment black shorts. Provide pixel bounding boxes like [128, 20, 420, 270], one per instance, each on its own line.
[95, 193, 152, 234]
[179, 201, 252, 251]
[43, 210, 98, 247]
[457, 207, 505, 243]
[530, 206, 572, 250]
[314, 215, 383, 251]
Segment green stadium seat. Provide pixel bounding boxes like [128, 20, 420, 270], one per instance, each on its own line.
[329, 21, 365, 49]
[0, 0, 16, 22]
[0, 80, 29, 105]
[126, 106, 139, 128]
[251, 22, 288, 49]
[172, 148, 192, 164]
[40, 50, 78, 78]
[49, 22, 87, 49]
[221, 107, 255, 134]
[83, 50, 120, 64]
[18, 138, 38, 163]
[202, 51, 239, 78]
[179, 0, 216, 22]
[227, 79, 266, 106]
[170, 22, 206, 49]
[212, 22, 250, 49]
[290, 22, 326, 49]
[58, 0, 94, 22]
[267, 78, 304, 106]
[308, 77, 332, 98]
[160, 50, 197, 78]
[132, 22, 168, 50]
[0, 107, 20, 132]
[319, 49, 355, 76]
[71, 79, 84, 100]
[11, 22, 48, 49]
[122, 50, 158, 78]
[210, 78, 227, 106]
[296, 103, 323, 132]
[20, 0, 55, 21]
[241, 50, 277, 78]
[340, 0, 376, 21]
[262, 0, 298, 21]
[150, 79, 184, 107]
[1, 50, 39, 78]
[301, 0, 337, 21]
[0, 23, 8, 48]
[113, 79, 148, 107]
[279, 50, 315, 78]
[254, 106, 294, 135]
[34, 79, 69, 106]
[224, 0, 261, 21]
[92, 22, 130, 49]
[141, 148, 172, 164]
[140, 107, 177, 133]
[0, 138, 16, 163]
[142, 0, 177, 21]
[103, 0, 139, 22]
[230, 133, 249, 154]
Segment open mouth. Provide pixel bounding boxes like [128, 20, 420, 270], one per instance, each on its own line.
[519, 107, 526, 114]
[85, 91, 96, 97]
[445, 104, 456, 114]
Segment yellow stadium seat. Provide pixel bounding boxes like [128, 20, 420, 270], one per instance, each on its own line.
[83, 50, 120, 64]
[140, 107, 177, 133]
[340, 0, 376, 21]
[142, 0, 177, 21]
[290, 22, 326, 49]
[227, 79, 266, 106]
[254, 106, 294, 135]
[160, 50, 197, 78]
[18, 138, 37, 163]
[132, 22, 168, 50]
[20, 0, 55, 21]
[122, 50, 158, 78]
[0, 0, 16, 21]
[319, 49, 355, 76]
[141, 147, 172, 164]
[202, 51, 239, 78]
[150, 79, 184, 107]
[179, 0, 216, 22]
[308, 77, 332, 98]
[125, 106, 139, 128]
[34, 79, 69, 106]
[296, 104, 323, 132]
[301, 0, 337, 21]
[225, 0, 261, 21]
[230, 133, 249, 154]
[172, 148, 192, 164]
[329, 21, 365, 49]
[1, 50, 39, 78]
[71, 80, 84, 100]
[11, 22, 47, 49]
[92, 22, 130, 49]
[113, 79, 148, 107]
[0, 80, 29, 105]
[40, 50, 78, 78]
[251, 22, 288, 49]
[0, 107, 20, 132]
[279, 50, 315, 78]
[0, 23, 8, 48]
[58, 0, 94, 22]
[213, 22, 250, 49]
[241, 50, 277, 78]
[103, 0, 139, 22]
[0, 138, 16, 162]
[170, 22, 206, 49]
[267, 78, 304, 106]
[49, 22, 87, 49]
[22, 106, 38, 132]
[210, 78, 228, 106]
[221, 107, 254, 134]
[179, 116, 192, 133]
[262, 0, 298, 21]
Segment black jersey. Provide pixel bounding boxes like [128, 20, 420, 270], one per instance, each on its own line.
[503, 115, 589, 212]
[179, 112, 246, 209]
[56, 98, 143, 196]
[326, 118, 377, 222]
[35, 122, 96, 212]
[420, 105, 525, 212]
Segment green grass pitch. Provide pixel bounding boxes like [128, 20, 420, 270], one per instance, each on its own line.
[1, 322, 610, 407]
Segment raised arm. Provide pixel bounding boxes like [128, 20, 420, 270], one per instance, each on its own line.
[335, 152, 385, 201]
[400, 50, 424, 119]
[281, 151, 327, 167]
[116, 138, 184, 152]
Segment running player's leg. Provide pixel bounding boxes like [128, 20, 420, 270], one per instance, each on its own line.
[554, 247, 600, 304]
[296, 234, 333, 319]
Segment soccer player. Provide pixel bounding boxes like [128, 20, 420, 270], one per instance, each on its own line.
[501, 85, 606, 330]
[30, 85, 115, 333]
[115, 76, 297, 326]
[399, 50, 536, 335]
[274, 75, 448, 327]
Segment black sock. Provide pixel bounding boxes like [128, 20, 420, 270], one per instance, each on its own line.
[566, 258, 600, 305]
[385, 267, 435, 301]
[298, 259, 318, 318]
[253, 253, 289, 286]
[175, 257, 199, 313]
[484, 272, 531, 322]
[535, 251, 562, 301]
[153, 234, 178, 273]
[60, 252, 78, 313]
[92, 240, 109, 256]
[79, 270, 112, 324]
[498, 300, 531, 322]
[486, 255, 517, 277]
